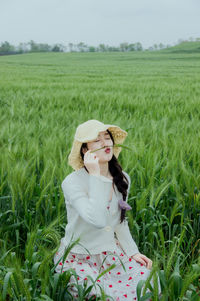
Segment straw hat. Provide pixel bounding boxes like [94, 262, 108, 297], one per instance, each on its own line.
[68, 119, 128, 170]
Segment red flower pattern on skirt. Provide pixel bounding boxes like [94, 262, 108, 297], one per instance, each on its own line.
[54, 238, 160, 300]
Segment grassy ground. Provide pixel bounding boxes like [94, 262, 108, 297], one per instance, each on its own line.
[0, 51, 200, 300]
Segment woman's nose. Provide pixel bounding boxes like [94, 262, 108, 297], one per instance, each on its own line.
[100, 138, 106, 146]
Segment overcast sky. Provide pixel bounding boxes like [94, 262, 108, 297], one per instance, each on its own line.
[0, 0, 200, 48]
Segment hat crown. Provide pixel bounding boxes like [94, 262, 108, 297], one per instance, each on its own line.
[75, 119, 108, 142]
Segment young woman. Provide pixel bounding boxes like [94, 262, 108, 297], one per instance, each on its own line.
[54, 119, 158, 300]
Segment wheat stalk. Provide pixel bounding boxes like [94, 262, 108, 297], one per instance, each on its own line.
[90, 143, 133, 153]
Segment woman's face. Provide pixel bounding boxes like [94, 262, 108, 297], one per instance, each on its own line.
[83, 130, 114, 163]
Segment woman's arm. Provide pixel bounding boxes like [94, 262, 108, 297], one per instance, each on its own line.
[114, 219, 139, 256]
[62, 173, 112, 229]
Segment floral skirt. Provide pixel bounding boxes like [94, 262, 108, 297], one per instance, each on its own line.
[54, 238, 160, 300]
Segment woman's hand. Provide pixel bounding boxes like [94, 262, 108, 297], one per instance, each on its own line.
[131, 253, 153, 269]
[84, 150, 100, 176]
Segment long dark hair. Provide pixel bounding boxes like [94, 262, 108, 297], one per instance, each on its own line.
[80, 129, 129, 223]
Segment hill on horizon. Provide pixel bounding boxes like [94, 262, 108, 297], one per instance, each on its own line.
[162, 41, 200, 53]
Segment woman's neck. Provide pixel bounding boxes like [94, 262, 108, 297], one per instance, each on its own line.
[84, 162, 113, 180]
[99, 162, 112, 179]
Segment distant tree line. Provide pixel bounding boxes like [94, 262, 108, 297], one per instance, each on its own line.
[1, 37, 200, 55]
[0, 40, 66, 55]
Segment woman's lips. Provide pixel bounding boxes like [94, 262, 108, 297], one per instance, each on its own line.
[105, 148, 111, 153]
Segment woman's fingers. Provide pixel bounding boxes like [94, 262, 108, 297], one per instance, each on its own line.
[140, 255, 153, 269]
[140, 255, 149, 263]
[85, 150, 98, 159]
[143, 258, 152, 269]
[131, 253, 153, 269]
[137, 258, 147, 266]
[147, 260, 152, 269]
[84, 150, 97, 161]
[84, 150, 100, 175]
[132, 255, 147, 266]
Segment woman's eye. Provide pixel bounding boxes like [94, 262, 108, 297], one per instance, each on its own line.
[94, 137, 110, 142]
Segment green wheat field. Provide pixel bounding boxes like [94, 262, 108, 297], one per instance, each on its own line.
[0, 50, 200, 300]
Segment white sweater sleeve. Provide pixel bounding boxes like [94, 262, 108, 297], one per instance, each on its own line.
[61, 174, 112, 229]
[114, 172, 139, 256]
[115, 220, 139, 256]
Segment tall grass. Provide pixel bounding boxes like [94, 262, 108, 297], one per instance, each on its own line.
[0, 51, 200, 299]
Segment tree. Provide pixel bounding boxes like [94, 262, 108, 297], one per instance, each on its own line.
[88, 46, 96, 52]
[38, 43, 51, 52]
[153, 44, 158, 51]
[52, 44, 65, 52]
[17, 42, 29, 53]
[98, 44, 108, 52]
[158, 43, 165, 50]
[0, 41, 15, 54]
[28, 40, 51, 52]
[135, 42, 143, 51]
[77, 42, 87, 52]
[128, 43, 136, 51]
[119, 42, 129, 52]
[108, 46, 119, 52]
[52, 45, 61, 52]
[28, 40, 39, 52]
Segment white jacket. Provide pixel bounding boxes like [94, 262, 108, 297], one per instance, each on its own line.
[57, 167, 139, 257]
